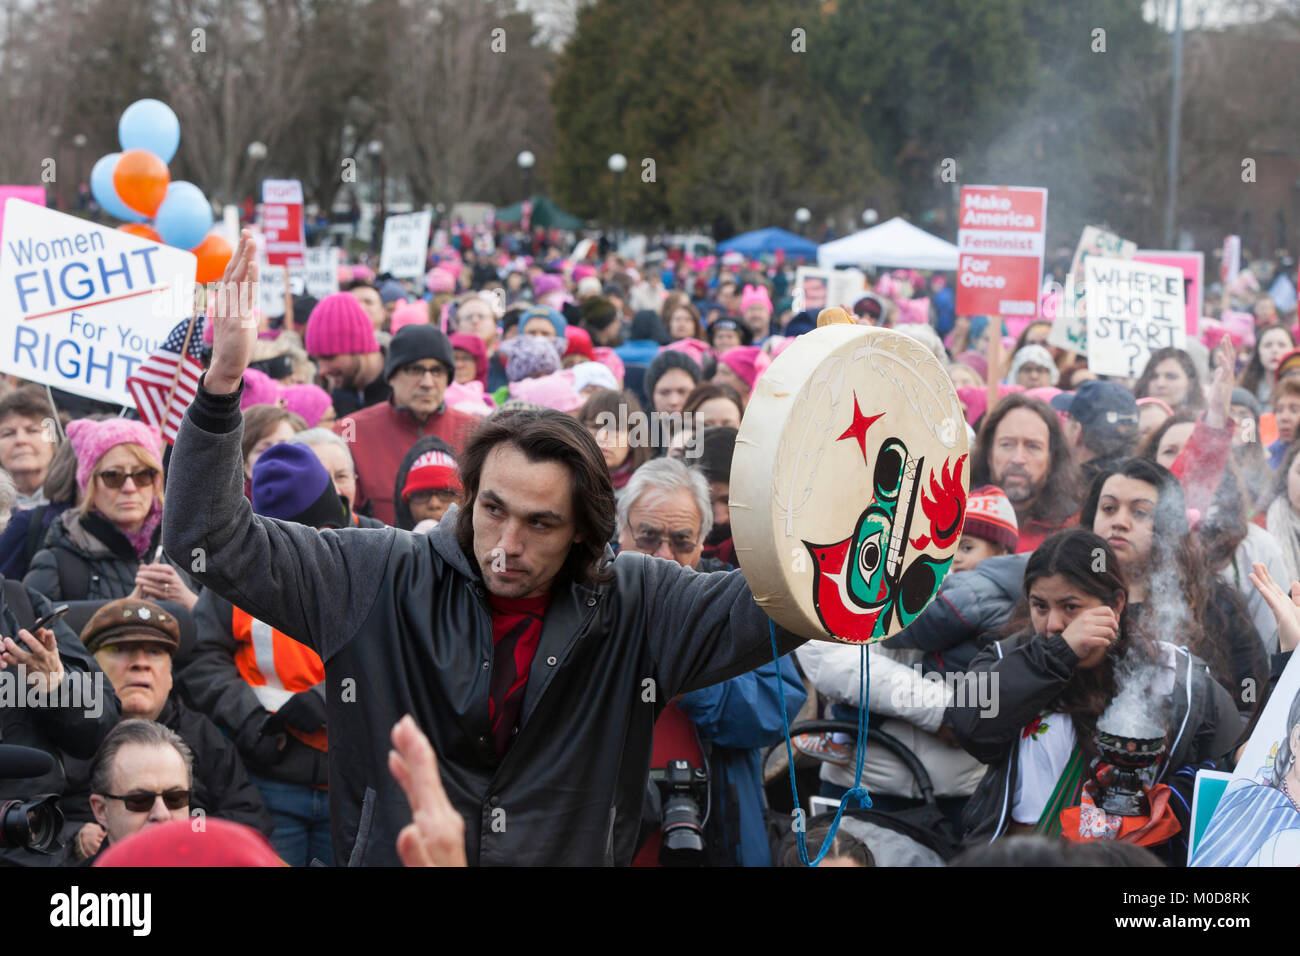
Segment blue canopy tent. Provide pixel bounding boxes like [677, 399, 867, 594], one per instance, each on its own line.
[716, 227, 818, 260]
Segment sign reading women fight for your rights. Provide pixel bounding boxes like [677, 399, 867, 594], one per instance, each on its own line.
[0, 199, 197, 406]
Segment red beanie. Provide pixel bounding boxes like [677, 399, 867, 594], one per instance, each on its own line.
[962, 484, 1019, 552]
[304, 292, 379, 357]
[94, 818, 284, 867]
[402, 449, 463, 501]
[563, 325, 596, 362]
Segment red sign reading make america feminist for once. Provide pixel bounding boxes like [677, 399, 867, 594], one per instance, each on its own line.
[955, 185, 1048, 319]
[261, 179, 305, 267]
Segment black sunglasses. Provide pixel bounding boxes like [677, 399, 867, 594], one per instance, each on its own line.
[97, 467, 159, 490]
[101, 788, 190, 812]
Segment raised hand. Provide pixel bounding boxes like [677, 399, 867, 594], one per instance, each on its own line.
[1249, 562, 1300, 653]
[389, 715, 467, 867]
[206, 228, 260, 395]
[1204, 336, 1237, 430]
[0, 627, 64, 691]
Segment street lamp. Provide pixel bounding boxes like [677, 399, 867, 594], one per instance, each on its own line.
[517, 150, 535, 201]
[72, 134, 88, 209]
[247, 141, 268, 162]
[795, 207, 811, 236]
[608, 153, 627, 247]
[368, 140, 385, 251]
[862, 208, 879, 225]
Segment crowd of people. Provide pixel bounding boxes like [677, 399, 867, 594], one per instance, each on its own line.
[1, 218, 1298, 868]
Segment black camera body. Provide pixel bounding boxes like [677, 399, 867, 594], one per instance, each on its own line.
[648, 758, 710, 866]
[0, 744, 66, 854]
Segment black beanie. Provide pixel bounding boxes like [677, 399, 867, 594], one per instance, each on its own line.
[630, 310, 669, 345]
[693, 426, 738, 485]
[646, 350, 701, 398]
[385, 324, 456, 380]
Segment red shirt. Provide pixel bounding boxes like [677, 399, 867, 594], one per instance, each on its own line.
[487, 592, 551, 757]
[335, 401, 476, 525]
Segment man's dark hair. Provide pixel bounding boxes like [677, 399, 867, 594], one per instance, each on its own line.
[456, 409, 616, 588]
[343, 279, 378, 294]
[90, 719, 193, 798]
[0, 385, 56, 427]
[970, 394, 1080, 526]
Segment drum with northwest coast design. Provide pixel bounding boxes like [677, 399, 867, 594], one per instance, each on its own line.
[731, 322, 969, 644]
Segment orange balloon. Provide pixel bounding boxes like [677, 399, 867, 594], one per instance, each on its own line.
[191, 233, 233, 284]
[117, 223, 162, 242]
[112, 148, 170, 217]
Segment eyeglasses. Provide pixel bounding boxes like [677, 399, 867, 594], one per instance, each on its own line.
[101, 789, 190, 812]
[408, 489, 460, 505]
[397, 363, 450, 381]
[634, 531, 699, 555]
[97, 467, 159, 490]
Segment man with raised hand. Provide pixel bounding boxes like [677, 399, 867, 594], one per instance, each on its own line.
[163, 231, 805, 866]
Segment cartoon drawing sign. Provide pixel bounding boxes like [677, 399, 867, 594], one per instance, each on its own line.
[731, 323, 969, 644]
[0, 199, 197, 407]
[1192, 652, 1300, 866]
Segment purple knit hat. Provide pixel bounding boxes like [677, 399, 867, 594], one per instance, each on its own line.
[304, 293, 379, 357]
[501, 336, 564, 382]
[532, 273, 564, 298]
[66, 418, 164, 494]
[718, 346, 761, 390]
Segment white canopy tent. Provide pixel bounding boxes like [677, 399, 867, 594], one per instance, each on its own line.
[817, 217, 960, 271]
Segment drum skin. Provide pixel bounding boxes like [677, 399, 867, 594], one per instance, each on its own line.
[731, 324, 970, 644]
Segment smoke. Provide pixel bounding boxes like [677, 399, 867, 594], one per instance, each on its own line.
[1097, 654, 1168, 740]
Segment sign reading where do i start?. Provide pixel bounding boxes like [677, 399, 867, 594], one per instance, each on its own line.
[1085, 257, 1186, 378]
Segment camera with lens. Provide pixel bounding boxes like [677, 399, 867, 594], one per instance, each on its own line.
[648, 758, 710, 866]
[0, 745, 66, 854]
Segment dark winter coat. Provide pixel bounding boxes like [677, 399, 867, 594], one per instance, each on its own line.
[163, 378, 806, 866]
[948, 631, 1242, 846]
[180, 589, 328, 788]
[0, 503, 68, 580]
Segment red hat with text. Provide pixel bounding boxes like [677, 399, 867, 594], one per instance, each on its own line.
[401, 449, 462, 502]
[963, 485, 1019, 553]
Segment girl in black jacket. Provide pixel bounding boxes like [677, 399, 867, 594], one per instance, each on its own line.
[948, 530, 1241, 856]
[1079, 456, 1268, 717]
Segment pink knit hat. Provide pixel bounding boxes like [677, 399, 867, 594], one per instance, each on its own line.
[304, 293, 379, 357]
[573, 264, 597, 282]
[740, 284, 772, 314]
[278, 383, 333, 427]
[66, 418, 164, 494]
[718, 346, 761, 390]
[390, 300, 431, 333]
[532, 273, 564, 298]
[351, 264, 375, 283]
[509, 370, 584, 413]
[664, 337, 711, 367]
[592, 346, 625, 385]
[425, 269, 455, 294]
[240, 368, 280, 410]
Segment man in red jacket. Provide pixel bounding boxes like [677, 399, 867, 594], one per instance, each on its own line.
[336, 325, 477, 525]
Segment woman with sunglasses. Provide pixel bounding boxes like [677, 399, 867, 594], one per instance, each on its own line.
[24, 418, 197, 608]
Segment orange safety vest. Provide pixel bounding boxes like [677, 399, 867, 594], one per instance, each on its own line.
[231, 607, 328, 752]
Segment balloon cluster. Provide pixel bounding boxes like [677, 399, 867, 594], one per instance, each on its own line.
[89, 99, 232, 283]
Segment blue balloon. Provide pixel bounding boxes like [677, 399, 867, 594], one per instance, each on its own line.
[154, 181, 213, 250]
[89, 153, 147, 223]
[118, 99, 181, 164]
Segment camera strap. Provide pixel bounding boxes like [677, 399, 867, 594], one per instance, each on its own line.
[769, 620, 872, 867]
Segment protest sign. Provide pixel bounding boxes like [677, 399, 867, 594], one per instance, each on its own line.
[1085, 257, 1186, 378]
[257, 258, 286, 319]
[1221, 234, 1241, 286]
[1134, 250, 1203, 336]
[261, 180, 305, 267]
[1192, 652, 1300, 866]
[301, 247, 340, 298]
[1187, 769, 1232, 862]
[1048, 226, 1137, 353]
[0, 198, 196, 406]
[0, 186, 46, 244]
[379, 210, 433, 279]
[259, 247, 339, 317]
[793, 266, 864, 315]
[955, 185, 1047, 319]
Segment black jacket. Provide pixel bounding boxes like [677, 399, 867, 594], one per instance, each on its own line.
[391, 435, 459, 531]
[24, 510, 171, 602]
[948, 631, 1242, 846]
[329, 370, 391, 420]
[0, 582, 120, 866]
[58, 693, 273, 839]
[163, 379, 806, 866]
[180, 589, 328, 787]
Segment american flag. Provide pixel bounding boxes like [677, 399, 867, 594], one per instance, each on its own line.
[126, 315, 206, 445]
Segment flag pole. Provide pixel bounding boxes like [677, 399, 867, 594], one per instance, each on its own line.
[160, 312, 201, 444]
[43, 385, 66, 442]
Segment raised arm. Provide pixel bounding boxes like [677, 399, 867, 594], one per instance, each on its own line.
[162, 232, 392, 660]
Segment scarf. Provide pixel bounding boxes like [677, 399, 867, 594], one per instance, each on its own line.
[609, 458, 636, 490]
[121, 498, 164, 560]
[1266, 495, 1300, 582]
